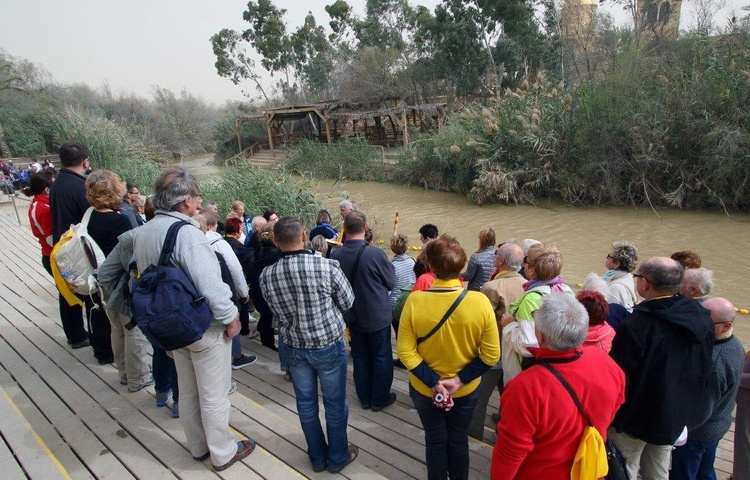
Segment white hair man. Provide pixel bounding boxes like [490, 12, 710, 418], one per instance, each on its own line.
[336, 199, 357, 243]
[132, 168, 254, 471]
[491, 293, 625, 479]
[468, 242, 526, 441]
[609, 257, 714, 480]
[679, 267, 713, 301]
[670, 297, 744, 480]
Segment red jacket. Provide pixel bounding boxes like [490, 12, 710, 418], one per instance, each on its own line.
[491, 346, 625, 480]
[28, 194, 53, 256]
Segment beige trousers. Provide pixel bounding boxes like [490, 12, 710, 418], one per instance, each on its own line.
[105, 308, 151, 387]
[608, 427, 673, 480]
[172, 325, 237, 467]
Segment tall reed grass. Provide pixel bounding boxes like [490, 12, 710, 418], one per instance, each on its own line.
[200, 166, 320, 225]
[50, 107, 164, 189]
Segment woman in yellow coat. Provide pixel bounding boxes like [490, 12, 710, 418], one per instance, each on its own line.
[398, 235, 500, 480]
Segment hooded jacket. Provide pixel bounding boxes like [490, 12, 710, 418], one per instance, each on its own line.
[609, 294, 714, 445]
[583, 322, 616, 352]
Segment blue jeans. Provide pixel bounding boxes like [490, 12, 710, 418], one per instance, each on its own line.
[670, 438, 719, 480]
[288, 340, 349, 470]
[349, 326, 393, 407]
[153, 345, 179, 402]
[410, 385, 480, 480]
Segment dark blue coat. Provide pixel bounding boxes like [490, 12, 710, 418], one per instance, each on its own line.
[331, 239, 395, 333]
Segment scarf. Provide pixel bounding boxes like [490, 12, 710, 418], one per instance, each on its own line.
[525, 276, 566, 293]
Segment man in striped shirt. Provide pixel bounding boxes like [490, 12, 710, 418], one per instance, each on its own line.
[259, 217, 359, 474]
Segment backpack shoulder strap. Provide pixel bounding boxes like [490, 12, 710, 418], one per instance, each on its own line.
[159, 220, 189, 267]
[540, 362, 593, 426]
[81, 206, 95, 226]
[348, 244, 368, 283]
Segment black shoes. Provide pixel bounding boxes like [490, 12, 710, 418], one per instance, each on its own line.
[371, 392, 397, 412]
[70, 339, 90, 349]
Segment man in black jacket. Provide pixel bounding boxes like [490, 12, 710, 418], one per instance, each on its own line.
[609, 257, 714, 480]
[50, 142, 92, 349]
[331, 211, 397, 411]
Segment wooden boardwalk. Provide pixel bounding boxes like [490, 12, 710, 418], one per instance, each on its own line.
[0, 199, 736, 479]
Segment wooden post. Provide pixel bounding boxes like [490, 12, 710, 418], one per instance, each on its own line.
[325, 119, 332, 145]
[266, 113, 275, 157]
[236, 117, 243, 153]
[402, 109, 409, 147]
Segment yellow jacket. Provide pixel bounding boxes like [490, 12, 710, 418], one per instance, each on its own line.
[397, 278, 500, 398]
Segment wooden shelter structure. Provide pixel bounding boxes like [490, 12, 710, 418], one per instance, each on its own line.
[236, 98, 446, 154]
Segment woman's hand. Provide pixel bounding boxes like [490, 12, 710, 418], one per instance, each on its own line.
[439, 376, 464, 395]
[500, 312, 516, 327]
[432, 383, 455, 411]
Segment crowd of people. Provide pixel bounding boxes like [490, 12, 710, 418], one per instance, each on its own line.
[1, 158, 56, 195]
[21, 142, 749, 479]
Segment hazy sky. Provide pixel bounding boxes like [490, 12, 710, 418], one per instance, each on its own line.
[0, 0, 744, 105]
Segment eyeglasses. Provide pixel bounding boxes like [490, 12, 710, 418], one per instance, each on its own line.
[606, 254, 614, 260]
[633, 273, 649, 282]
[712, 321, 732, 325]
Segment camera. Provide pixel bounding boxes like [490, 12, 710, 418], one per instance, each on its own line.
[432, 390, 450, 408]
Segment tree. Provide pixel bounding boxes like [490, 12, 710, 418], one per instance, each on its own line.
[211, 28, 273, 106]
[0, 60, 24, 157]
[414, 0, 488, 97]
[211, 0, 336, 104]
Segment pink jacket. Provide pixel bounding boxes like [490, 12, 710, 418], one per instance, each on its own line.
[583, 323, 616, 352]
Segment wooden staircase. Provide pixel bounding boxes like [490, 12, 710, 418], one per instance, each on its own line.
[245, 150, 287, 170]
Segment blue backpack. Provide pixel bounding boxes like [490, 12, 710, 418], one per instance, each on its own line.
[131, 220, 213, 350]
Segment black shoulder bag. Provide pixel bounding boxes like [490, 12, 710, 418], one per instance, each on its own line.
[540, 362, 629, 480]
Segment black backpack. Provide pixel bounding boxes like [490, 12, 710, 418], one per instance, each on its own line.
[130, 220, 213, 350]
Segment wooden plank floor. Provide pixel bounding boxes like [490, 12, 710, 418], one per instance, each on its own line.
[0, 199, 736, 479]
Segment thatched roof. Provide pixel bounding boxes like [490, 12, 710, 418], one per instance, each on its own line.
[237, 98, 446, 124]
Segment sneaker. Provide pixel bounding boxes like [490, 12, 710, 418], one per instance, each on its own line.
[283, 371, 291, 382]
[247, 331, 259, 339]
[155, 389, 172, 407]
[228, 382, 238, 395]
[371, 392, 397, 412]
[127, 375, 155, 393]
[171, 401, 179, 418]
[231, 354, 257, 370]
[328, 445, 359, 473]
[119, 374, 127, 385]
[214, 439, 255, 471]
